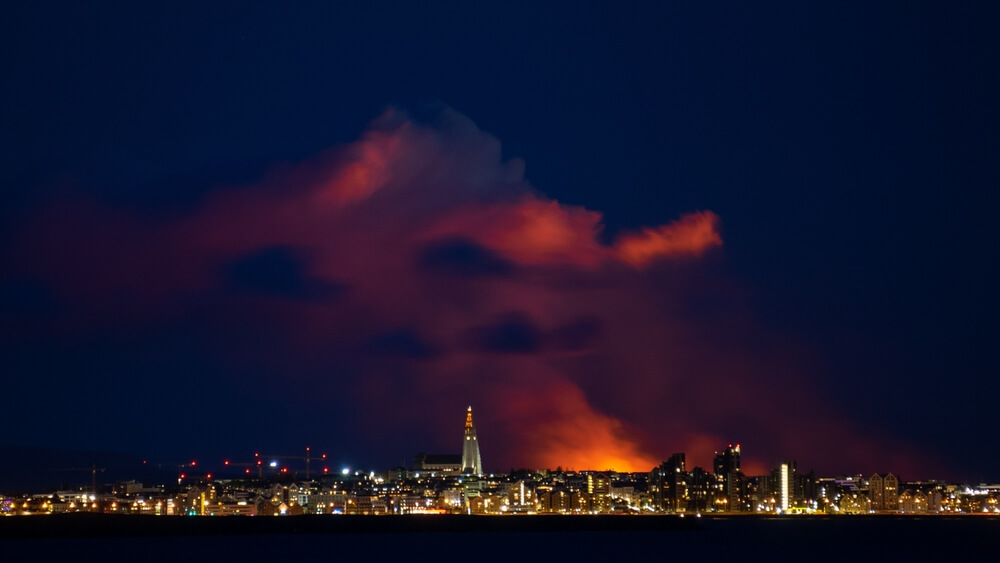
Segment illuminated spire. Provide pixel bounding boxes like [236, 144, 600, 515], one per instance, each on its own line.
[462, 406, 483, 476]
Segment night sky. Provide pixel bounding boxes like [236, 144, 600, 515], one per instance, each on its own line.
[2, 2, 998, 482]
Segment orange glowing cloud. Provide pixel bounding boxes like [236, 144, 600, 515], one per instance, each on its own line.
[316, 125, 407, 207]
[614, 210, 722, 267]
[425, 201, 723, 271]
[11, 107, 941, 477]
[424, 197, 607, 268]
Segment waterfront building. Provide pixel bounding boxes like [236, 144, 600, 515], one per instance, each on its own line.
[899, 489, 929, 513]
[586, 473, 612, 512]
[506, 479, 536, 511]
[837, 492, 871, 514]
[868, 473, 900, 512]
[687, 466, 713, 512]
[713, 444, 743, 511]
[650, 453, 688, 512]
[537, 486, 571, 513]
[610, 484, 635, 506]
[777, 462, 795, 512]
[755, 461, 797, 512]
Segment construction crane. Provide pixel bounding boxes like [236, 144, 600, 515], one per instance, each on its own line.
[147, 459, 207, 483]
[256, 447, 326, 480]
[223, 457, 265, 480]
[175, 460, 218, 482]
[52, 464, 106, 495]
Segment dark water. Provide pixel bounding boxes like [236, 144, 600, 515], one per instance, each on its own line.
[3, 517, 997, 561]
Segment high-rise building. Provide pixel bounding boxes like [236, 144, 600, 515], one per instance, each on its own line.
[778, 462, 794, 512]
[713, 444, 741, 476]
[650, 453, 688, 512]
[713, 444, 742, 511]
[461, 406, 483, 475]
[687, 467, 712, 512]
[763, 460, 796, 512]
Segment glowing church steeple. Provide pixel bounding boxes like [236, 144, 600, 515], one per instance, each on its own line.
[461, 406, 483, 475]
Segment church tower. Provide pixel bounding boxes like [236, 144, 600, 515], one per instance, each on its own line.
[461, 406, 483, 475]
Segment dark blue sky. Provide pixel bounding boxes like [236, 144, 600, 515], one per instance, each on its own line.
[2, 2, 997, 481]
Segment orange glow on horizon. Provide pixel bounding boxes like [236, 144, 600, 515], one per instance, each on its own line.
[499, 380, 658, 473]
[532, 447, 658, 473]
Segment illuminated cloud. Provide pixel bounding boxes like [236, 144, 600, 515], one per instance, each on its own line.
[614, 210, 722, 267]
[10, 107, 938, 476]
[423, 198, 607, 268]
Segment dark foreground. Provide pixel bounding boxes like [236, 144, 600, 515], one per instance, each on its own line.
[0, 513, 700, 538]
[2, 515, 997, 562]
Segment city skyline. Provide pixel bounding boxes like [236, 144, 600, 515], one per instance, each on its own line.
[4, 406, 991, 491]
[6, 423, 1000, 513]
[2, 3, 999, 483]
[5, 427, 1000, 518]
[3, 404, 1000, 521]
